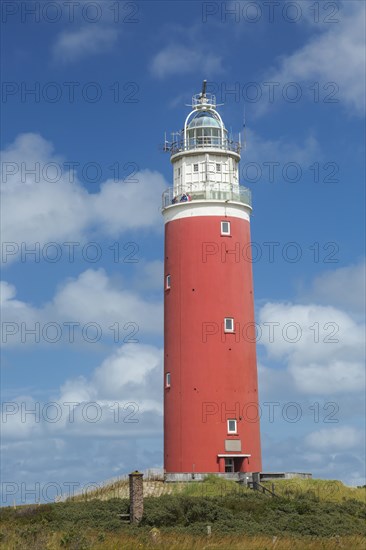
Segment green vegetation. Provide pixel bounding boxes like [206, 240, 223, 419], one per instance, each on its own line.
[67, 474, 366, 503]
[1, 478, 365, 549]
[261, 477, 366, 503]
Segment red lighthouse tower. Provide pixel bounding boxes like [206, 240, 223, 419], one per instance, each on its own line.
[163, 82, 262, 479]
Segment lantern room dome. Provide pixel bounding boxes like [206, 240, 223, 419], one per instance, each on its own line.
[187, 111, 223, 129]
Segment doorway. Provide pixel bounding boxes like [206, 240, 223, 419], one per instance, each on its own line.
[224, 458, 234, 473]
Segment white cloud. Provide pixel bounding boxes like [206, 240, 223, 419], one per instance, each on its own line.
[1, 268, 163, 346]
[53, 25, 118, 63]
[256, 261, 365, 483]
[151, 45, 223, 78]
[305, 426, 362, 452]
[261, 429, 365, 486]
[258, 301, 365, 395]
[85, 343, 162, 406]
[58, 343, 163, 419]
[1, 133, 167, 264]
[305, 261, 366, 314]
[1, 343, 163, 440]
[289, 360, 364, 395]
[264, 2, 365, 115]
[1, 281, 17, 303]
[135, 260, 164, 291]
[1, 397, 43, 440]
[1, 281, 41, 328]
[258, 363, 297, 401]
[53, 268, 163, 335]
[244, 129, 321, 167]
[1, 342, 164, 505]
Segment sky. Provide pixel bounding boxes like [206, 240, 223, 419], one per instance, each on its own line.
[1, 0, 365, 505]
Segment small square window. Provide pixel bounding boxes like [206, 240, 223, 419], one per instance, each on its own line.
[166, 274, 171, 289]
[216, 163, 221, 172]
[221, 221, 230, 235]
[227, 419, 237, 434]
[224, 318, 234, 333]
[193, 164, 199, 172]
[165, 372, 171, 387]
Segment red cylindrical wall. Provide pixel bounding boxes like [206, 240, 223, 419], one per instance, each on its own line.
[164, 213, 262, 473]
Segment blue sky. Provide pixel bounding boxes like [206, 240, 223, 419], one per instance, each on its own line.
[1, 0, 365, 504]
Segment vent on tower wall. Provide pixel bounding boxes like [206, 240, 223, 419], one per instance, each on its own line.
[225, 440, 242, 452]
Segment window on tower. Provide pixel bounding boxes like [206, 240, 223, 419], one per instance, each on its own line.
[221, 221, 230, 235]
[227, 419, 237, 434]
[193, 164, 199, 172]
[165, 372, 171, 388]
[216, 163, 221, 172]
[224, 318, 234, 333]
[166, 274, 171, 289]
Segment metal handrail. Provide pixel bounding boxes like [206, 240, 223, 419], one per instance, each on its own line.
[162, 186, 252, 209]
[248, 481, 277, 497]
[169, 140, 241, 155]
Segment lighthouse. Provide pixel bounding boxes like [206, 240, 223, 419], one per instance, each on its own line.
[162, 81, 262, 479]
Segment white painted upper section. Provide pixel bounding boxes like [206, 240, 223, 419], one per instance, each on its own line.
[172, 153, 239, 196]
[162, 82, 251, 218]
[162, 201, 251, 224]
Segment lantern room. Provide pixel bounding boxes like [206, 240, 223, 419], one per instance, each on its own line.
[185, 110, 226, 148]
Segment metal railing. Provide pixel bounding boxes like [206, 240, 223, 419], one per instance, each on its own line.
[192, 92, 216, 107]
[248, 481, 278, 497]
[162, 186, 252, 209]
[169, 139, 241, 156]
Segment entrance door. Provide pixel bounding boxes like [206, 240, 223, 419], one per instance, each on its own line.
[234, 457, 244, 472]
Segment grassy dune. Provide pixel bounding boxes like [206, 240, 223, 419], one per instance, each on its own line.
[261, 478, 366, 503]
[1, 478, 365, 549]
[67, 474, 366, 503]
[1, 530, 365, 550]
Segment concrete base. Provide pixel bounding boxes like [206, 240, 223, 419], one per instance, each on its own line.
[260, 472, 312, 481]
[164, 472, 251, 483]
[164, 472, 312, 483]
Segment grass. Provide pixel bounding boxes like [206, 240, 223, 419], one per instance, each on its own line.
[0, 530, 365, 550]
[261, 478, 366, 503]
[1, 478, 365, 549]
[66, 474, 250, 501]
[67, 474, 366, 503]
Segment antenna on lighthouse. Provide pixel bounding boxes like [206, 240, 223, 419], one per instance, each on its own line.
[197, 80, 208, 106]
[243, 102, 247, 151]
[191, 79, 218, 109]
[162, 131, 170, 152]
[201, 79, 207, 98]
